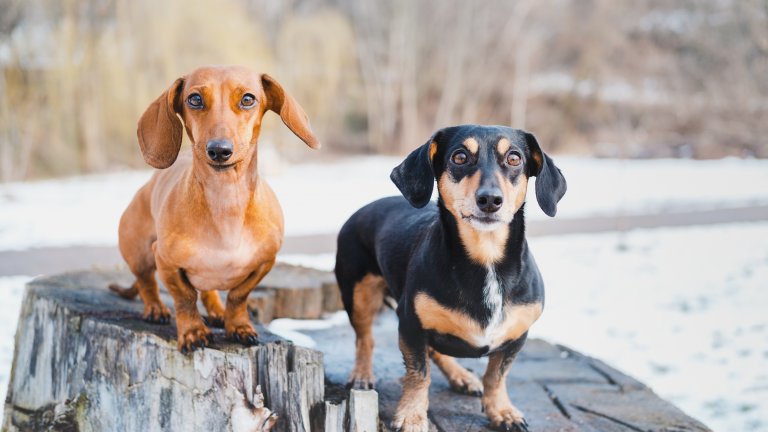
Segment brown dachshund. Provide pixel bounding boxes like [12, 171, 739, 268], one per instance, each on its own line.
[110, 66, 319, 353]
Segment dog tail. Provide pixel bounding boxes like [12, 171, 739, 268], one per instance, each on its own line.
[109, 283, 139, 300]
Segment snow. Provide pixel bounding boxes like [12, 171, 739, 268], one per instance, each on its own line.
[276, 222, 768, 432]
[530, 223, 768, 432]
[1, 156, 768, 430]
[2, 156, 768, 250]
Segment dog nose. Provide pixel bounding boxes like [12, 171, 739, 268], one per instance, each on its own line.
[476, 188, 503, 213]
[206, 139, 233, 162]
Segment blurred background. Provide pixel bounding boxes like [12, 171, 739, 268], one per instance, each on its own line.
[1, 0, 766, 181]
[1, 1, 767, 431]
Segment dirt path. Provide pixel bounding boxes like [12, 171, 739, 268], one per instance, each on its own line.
[2, 205, 767, 276]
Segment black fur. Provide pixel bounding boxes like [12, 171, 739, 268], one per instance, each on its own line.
[335, 124, 566, 390]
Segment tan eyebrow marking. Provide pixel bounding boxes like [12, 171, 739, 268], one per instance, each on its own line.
[463, 137, 479, 154]
[497, 138, 511, 155]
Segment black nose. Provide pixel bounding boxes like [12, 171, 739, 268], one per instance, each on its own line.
[206, 139, 233, 162]
[476, 187, 503, 213]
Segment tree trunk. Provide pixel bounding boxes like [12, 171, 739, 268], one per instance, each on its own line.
[2, 270, 326, 432]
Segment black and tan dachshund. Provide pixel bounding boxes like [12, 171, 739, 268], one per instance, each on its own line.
[335, 125, 567, 431]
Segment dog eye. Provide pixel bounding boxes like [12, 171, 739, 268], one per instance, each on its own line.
[240, 93, 256, 109]
[451, 150, 468, 165]
[506, 152, 522, 166]
[187, 93, 203, 109]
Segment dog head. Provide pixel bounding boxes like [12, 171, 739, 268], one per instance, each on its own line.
[136, 65, 319, 171]
[391, 125, 566, 230]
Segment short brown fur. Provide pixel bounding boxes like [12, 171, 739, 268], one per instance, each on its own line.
[496, 137, 511, 155]
[429, 348, 483, 395]
[392, 340, 431, 431]
[438, 171, 511, 265]
[483, 351, 526, 429]
[110, 66, 318, 352]
[348, 274, 387, 389]
[463, 137, 480, 154]
[415, 293, 542, 349]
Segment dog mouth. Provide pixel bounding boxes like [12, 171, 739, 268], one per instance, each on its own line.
[208, 161, 240, 172]
[464, 214, 498, 224]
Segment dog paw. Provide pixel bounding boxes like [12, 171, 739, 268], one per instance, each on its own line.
[487, 404, 528, 432]
[447, 369, 483, 396]
[108, 283, 138, 300]
[347, 371, 376, 390]
[142, 303, 171, 325]
[391, 410, 429, 432]
[202, 315, 225, 328]
[227, 324, 260, 346]
[177, 321, 213, 354]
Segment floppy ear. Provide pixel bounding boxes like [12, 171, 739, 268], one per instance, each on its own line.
[137, 78, 185, 169]
[525, 132, 567, 217]
[261, 74, 320, 149]
[390, 132, 440, 208]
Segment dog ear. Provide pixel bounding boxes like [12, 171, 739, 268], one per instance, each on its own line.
[261, 74, 321, 149]
[137, 78, 185, 169]
[390, 132, 441, 208]
[525, 132, 567, 217]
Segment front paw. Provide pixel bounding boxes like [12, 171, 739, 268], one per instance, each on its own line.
[485, 402, 529, 432]
[347, 370, 376, 390]
[143, 303, 171, 324]
[391, 409, 429, 432]
[202, 315, 225, 328]
[446, 369, 483, 397]
[226, 322, 260, 346]
[176, 319, 213, 353]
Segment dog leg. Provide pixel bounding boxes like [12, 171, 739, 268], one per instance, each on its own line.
[347, 274, 386, 389]
[224, 264, 271, 346]
[200, 291, 225, 328]
[392, 324, 430, 432]
[482, 337, 528, 432]
[430, 348, 483, 396]
[110, 272, 171, 324]
[157, 259, 211, 353]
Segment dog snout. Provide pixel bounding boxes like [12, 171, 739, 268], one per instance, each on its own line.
[476, 187, 503, 213]
[206, 139, 233, 162]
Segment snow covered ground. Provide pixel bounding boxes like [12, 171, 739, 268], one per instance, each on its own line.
[1, 156, 767, 430]
[277, 222, 768, 432]
[1, 156, 767, 250]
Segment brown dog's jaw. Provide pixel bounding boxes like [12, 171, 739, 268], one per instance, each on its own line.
[208, 161, 241, 172]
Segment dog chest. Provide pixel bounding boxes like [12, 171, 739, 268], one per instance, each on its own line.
[174, 236, 264, 291]
[414, 286, 542, 353]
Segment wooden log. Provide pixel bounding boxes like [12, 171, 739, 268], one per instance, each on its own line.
[318, 390, 379, 432]
[302, 309, 713, 432]
[347, 390, 378, 432]
[321, 281, 344, 313]
[247, 289, 276, 324]
[322, 400, 346, 432]
[257, 263, 332, 320]
[2, 270, 324, 432]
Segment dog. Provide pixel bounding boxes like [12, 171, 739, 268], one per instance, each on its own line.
[109, 66, 319, 353]
[335, 125, 566, 431]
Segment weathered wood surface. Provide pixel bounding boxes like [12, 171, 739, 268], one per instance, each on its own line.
[3, 268, 712, 431]
[303, 309, 713, 432]
[2, 270, 324, 432]
[252, 263, 342, 323]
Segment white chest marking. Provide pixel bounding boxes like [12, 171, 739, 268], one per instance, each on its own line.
[477, 266, 505, 347]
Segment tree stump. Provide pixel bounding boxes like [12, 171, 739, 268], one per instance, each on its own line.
[304, 309, 713, 432]
[2, 270, 325, 432]
[255, 263, 342, 321]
